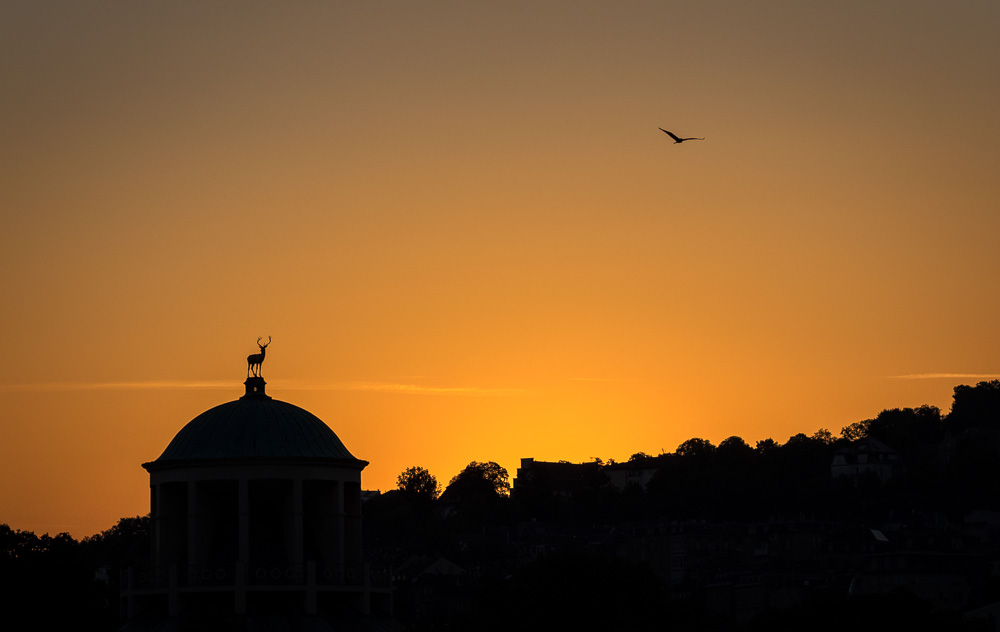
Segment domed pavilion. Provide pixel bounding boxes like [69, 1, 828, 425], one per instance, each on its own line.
[121, 373, 392, 627]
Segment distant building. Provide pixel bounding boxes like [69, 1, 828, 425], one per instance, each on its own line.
[831, 437, 903, 483]
[512, 458, 604, 499]
[512, 457, 662, 498]
[121, 376, 393, 629]
[603, 459, 661, 491]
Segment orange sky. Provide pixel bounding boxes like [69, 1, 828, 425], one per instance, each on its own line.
[2, 1, 999, 538]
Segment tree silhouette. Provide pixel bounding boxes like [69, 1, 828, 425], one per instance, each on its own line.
[81, 514, 150, 568]
[844, 406, 942, 448]
[0, 525, 110, 629]
[755, 437, 779, 455]
[675, 437, 716, 459]
[812, 428, 837, 445]
[444, 461, 511, 499]
[949, 379, 1000, 433]
[396, 465, 441, 500]
[841, 418, 870, 441]
[718, 435, 754, 459]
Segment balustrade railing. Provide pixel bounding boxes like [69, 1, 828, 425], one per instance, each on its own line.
[248, 563, 304, 585]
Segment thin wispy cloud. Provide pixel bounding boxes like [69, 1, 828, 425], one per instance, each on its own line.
[331, 381, 525, 396]
[0, 379, 525, 397]
[890, 373, 1000, 380]
[0, 380, 235, 392]
[264, 379, 525, 396]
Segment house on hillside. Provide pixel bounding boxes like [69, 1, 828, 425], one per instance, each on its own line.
[512, 458, 605, 499]
[831, 437, 903, 483]
[513, 457, 663, 496]
[603, 460, 661, 492]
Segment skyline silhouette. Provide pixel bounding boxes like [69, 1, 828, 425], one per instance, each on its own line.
[5, 375, 998, 540]
[6, 379, 1000, 628]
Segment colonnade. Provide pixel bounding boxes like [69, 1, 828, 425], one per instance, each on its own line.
[133, 465, 367, 616]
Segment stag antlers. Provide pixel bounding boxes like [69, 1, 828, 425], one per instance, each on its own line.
[247, 336, 271, 378]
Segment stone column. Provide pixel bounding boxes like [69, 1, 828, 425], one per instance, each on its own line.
[151, 483, 162, 567]
[236, 478, 249, 615]
[362, 562, 372, 615]
[336, 480, 345, 567]
[167, 563, 179, 616]
[292, 478, 304, 566]
[238, 478, 249, 565]
[305, 561, 317, 615]
[123, 567, 135, 619]
[187, 480, 198, 569]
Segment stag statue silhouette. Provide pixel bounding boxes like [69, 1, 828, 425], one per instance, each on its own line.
[247, 336, 271, 378]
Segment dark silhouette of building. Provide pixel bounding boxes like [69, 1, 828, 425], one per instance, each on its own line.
[121, 376, 393, 629]
[512, 458, 604, 497]
[831, 437, 903, 483]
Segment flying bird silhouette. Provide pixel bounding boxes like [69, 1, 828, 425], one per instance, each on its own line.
[659, 128, 704, 144]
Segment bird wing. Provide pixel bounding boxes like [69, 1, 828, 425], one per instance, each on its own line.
[659, 128, 682, 142]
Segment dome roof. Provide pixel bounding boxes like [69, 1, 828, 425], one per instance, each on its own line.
[146, 378, 364, 467]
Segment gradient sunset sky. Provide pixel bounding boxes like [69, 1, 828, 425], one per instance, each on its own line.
[3, 1, 999, 538]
